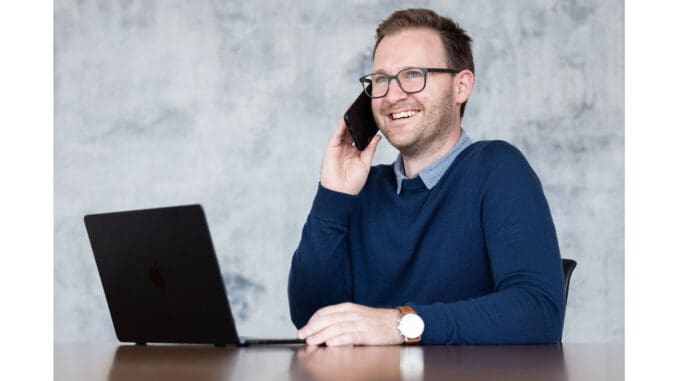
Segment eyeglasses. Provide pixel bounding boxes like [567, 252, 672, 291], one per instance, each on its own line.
[359, 67, 459, 98]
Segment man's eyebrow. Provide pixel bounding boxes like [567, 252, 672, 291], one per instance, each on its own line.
[369, 65, 419, 75]
[368, 68, 388, 75]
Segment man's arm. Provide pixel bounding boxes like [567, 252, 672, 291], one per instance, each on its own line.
[288, 185, 357, 328]
[288, 120, 381, 328]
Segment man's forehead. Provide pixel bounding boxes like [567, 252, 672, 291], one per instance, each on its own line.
[372, 27, 447, 72]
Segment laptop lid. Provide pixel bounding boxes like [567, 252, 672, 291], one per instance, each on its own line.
[84, 204, 241, 346]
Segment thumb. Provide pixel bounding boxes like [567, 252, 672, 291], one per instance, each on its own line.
[360, 134, 381, 165]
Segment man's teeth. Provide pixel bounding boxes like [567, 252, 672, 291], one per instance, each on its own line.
[392, 110, 419, 120]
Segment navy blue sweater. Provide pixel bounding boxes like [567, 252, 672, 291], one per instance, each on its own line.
[288, 141, 564, 344]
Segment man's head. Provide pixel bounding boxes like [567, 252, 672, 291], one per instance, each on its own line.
[368, 9, 474, 158]
[373, 8, 474, 119]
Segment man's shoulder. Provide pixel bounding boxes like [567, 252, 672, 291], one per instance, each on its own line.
[460, 140, 530, 168]
[466, 140, 523, 157]
[460, 140, 542, 193]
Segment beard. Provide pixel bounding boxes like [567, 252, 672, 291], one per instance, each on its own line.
[377, 87, 457, 159]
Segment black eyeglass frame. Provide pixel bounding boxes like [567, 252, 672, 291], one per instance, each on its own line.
[358, 67, 459, 98]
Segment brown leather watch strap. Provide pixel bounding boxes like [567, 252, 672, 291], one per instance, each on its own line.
[399, 305, 416, 315]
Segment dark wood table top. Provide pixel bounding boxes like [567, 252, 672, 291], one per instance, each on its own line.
[54, 342, 623, 381]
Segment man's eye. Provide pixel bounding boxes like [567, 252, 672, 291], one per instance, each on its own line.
[373, 75, 389, 84]
[404, 70, 423, 79]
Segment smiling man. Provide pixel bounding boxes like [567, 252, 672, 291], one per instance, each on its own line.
[287, 8, 565, 345]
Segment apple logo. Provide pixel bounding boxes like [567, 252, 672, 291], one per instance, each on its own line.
[148, 261, 166, 289]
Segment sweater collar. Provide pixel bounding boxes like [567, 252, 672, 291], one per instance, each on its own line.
[393, 129, 472, 194]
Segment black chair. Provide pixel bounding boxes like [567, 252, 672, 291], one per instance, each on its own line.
[560, 258, 577, 342]
[562, 258, 577, 307]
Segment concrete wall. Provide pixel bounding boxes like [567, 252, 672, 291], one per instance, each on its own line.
[55, 0, 624, 342]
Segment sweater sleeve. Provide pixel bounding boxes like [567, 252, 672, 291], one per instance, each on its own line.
[410, 142, 565, 344]
[287, 183, 358, 328]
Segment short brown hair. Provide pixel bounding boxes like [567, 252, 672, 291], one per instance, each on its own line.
[374, 8, 474, 118]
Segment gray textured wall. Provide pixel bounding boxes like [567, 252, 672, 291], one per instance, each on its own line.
[54, 0, 624, 342]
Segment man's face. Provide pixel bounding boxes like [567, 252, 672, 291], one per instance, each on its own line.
[371, 28, 458, 158]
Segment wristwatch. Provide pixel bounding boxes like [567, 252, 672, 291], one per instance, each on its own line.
[397, 306, 425, 344]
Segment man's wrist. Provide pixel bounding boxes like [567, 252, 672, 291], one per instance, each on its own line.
[310, 183, 358, 221]
[319, 180, 361, 196]
[391, 308, 406, 344]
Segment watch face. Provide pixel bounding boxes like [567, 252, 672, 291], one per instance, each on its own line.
[399, 314, 425, 338]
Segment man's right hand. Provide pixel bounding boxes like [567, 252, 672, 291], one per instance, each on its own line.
[320, 119, 381, 195]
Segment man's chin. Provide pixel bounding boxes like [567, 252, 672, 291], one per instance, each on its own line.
[383, 135, 417, 154]
[382, 126, 414, 145]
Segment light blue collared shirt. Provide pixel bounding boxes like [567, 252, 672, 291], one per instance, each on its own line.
[393, 128, 473, 194]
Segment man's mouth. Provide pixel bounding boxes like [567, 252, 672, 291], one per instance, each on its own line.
[390, 110, 420, 120]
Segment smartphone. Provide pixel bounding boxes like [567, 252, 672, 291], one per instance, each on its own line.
[344, 87, 379, 151]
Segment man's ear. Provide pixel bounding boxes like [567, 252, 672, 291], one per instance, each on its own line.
[454, 69, 474, 104]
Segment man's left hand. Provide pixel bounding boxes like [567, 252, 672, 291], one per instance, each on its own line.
[297, 303, 404, 346]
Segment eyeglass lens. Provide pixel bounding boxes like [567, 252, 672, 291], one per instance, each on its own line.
[366, 68, 426, 97]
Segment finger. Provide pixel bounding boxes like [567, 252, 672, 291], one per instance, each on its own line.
[299, 309, 358, 339]
[328, 118, 351, 148]
[307, 321, 356, 346]
[341, 123, 356, 146]
[298, 312, 348, 339]
[325, 332, 359, 347]
[359, 133, 381, 164]
[304, 344, 320, 355]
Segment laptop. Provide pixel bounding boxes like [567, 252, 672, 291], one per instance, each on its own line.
[84, 204, 304, 346]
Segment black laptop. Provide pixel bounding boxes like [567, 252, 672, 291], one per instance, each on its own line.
[84, 204, 304, 346]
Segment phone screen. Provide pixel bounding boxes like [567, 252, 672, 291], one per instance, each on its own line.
[343, 87, 379, 151]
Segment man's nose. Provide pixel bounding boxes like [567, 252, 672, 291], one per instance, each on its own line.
[384, 78, 407, 104]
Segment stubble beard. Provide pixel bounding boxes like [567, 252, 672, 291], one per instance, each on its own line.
[379, 88, 457, 159]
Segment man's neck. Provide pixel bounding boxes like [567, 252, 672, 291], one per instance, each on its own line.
[402, 127, 462, 179]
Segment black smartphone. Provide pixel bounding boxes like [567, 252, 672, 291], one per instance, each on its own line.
[344, 87, 379, 151]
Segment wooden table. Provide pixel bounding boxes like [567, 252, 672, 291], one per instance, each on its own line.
[54, 342, 623, 380]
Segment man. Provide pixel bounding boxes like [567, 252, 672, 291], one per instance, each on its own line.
[288, 8, 564, 345]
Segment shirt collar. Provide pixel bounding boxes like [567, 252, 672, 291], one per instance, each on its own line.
[393, 128, 473, 194]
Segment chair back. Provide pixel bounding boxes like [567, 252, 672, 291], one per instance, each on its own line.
[560, 258, 577, 342]
[562, 258, 577, 306]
